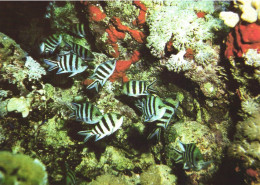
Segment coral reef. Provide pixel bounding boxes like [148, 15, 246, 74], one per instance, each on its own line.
[228, 106, 260, 184]
[0, 0, 259, 184]
[0, 151, 48, 185]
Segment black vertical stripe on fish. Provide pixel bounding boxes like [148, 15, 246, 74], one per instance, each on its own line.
[78, 45, 83, 58]
[101, 116, 110, 132]
[94, 125, 102, 135]
[139, 81, 143, 94]
[89, 103, 93, 121]
[106, 114, 113, 131]
[108, 113, 115, 127]
[99, 65, 110, 76]
[105, 62, 113, 71]
[190, 144, 197, 167]
[97, 121, 105, 134]
[132, 80, 136, 95]
[95, 71, 106, 80]
[126, 81, 130, 94]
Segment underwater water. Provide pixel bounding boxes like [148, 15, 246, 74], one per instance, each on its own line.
[0, 1, 259, 185]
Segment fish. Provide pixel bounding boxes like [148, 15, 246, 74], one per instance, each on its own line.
[136, 95, 167, 123]
[156, 98, 179, 129]
[87, 59, 117, 92]
[137, 96, 179, 139]
[70, 102, 103, 124]
[65, 42, 94, 61]
[39, 34, 62, 55]
[173, 141, 212, 170]
[44, 53, 88, 77]
[71, 23, 87, 38]
[122, 80, 157, 97]
[78, 113, 124, 142]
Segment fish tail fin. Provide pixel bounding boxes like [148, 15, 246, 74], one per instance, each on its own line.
[87, 80, 99, 92]
[147, 127, 161, 140]
[147, 80, 157, 94]
[173, 147, 183, 163]
[44, 59, 58, 71]
[78, 130, 94, 142]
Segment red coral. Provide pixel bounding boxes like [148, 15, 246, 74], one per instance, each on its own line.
[133, 1, 147, 27]
[109, 50, 140, 82]
[87, 4, 106, 22]
[184, 48, 194, 60]
[246, 168, 259, 178]
[106, 25, 126, 58]
[111, 17, 146, 44]
[82, 78, 94, 86]
[196, 11, 206, 18]
[225, 22, 260, 58]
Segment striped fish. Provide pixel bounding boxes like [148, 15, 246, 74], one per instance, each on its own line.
[71, 102, 102, 124]
[87, 59, 116, 92]
[71, 23, 87, 38]
[39, 34, 62, 55]
[173, 141, 212, 170]
[66, 42, 94, 61]
[122, 80, 157, 97]
[44, 53, 88, 77]
[156, 98, 179, 129]
[136, 95, 166, 122]
[78, 113, 124, 142]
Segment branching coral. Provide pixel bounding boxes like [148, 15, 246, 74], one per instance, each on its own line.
[165, 50, 194, 73]
[145, 0, 223, 63]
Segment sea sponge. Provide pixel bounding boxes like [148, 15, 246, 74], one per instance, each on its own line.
[221, 0, 260, 27]
[7, 97, 32, 118]
[219, 11, 239, 27]
[0, 151, 48, 185]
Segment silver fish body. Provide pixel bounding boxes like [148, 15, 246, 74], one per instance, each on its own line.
[122, 80, 156, 97]
[173, 141, 212, 170]
[87, 59, 116, 92]
[136, 95, 166, 123]
[78, 113, 124, 142]
[44, 53, 88, 77]
[66, 42, 94, 61]
[71, 102, 103, 124]
[39, 34, 62, 55]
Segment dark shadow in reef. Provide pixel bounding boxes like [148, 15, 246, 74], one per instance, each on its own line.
[41, 72, 74, 89]
[115, 95, 143, 116]
[218, 42, 243, 140]
[210, 157, 246, 185]
[0, 2, 50, 55]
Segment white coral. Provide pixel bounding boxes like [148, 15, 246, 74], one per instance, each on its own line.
[145, 0, 223, 68]
[25, 56, 46, 80]
[243, 49, 260, 67]
[166, 50, 193, 73]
